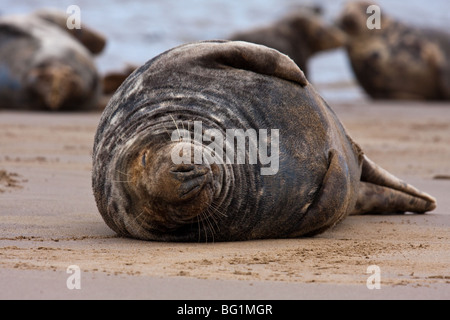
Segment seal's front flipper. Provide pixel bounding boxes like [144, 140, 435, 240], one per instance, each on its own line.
[291, 149, 354, 237]
[351, 155, 437, 215]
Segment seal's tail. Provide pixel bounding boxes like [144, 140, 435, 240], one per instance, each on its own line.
[351, 155, 437, 215]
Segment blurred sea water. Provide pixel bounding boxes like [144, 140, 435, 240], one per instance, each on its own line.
[1, 0, 449, 102]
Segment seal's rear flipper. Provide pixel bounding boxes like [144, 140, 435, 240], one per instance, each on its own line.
[33, 9, 106, 55]
[351, 155, 437, 215]
[196, 41, 308, 86]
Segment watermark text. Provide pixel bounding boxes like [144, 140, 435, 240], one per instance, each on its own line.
[170, 121, 280, 176]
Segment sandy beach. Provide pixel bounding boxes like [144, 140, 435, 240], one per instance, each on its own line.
[0, 100, 449, 300]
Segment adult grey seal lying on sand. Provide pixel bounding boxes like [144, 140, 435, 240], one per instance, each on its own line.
[92, 41, 436, 242]
[337, 1, 450, 100]
[0, 10, 103, 110]
[229, 8, 346, 77]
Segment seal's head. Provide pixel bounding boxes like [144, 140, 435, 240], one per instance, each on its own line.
[294, 13, 346, 53]
[118, 141, 223, 233]
[26, 61, 84, 111]
[337, 1, 390, 37]
[278, 11, 346, 54]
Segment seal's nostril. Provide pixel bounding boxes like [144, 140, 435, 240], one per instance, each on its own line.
[170, 164, 210, 181]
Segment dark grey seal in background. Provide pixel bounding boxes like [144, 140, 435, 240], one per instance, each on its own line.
[92, 40, 436, 242]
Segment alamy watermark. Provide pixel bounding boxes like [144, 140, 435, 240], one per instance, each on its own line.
[66, 265, 81, 290]
[366, 265, 381, 289]
[66, 5, 81, 30]
[170, 121, 280, 176]
[366, 5, 381, 30]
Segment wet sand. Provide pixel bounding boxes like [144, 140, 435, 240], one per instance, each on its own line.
[0, 101, 449, 300]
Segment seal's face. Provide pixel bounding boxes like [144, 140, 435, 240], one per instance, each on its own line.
[125, 142, 222, 231]
[337, 1, 378, 36]
[26, 61, 83, 110]
[299, 16, 346, 52]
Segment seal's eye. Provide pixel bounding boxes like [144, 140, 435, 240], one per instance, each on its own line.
[141, 153, 146, 167]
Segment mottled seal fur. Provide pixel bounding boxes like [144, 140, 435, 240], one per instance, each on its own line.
[92, 40, 436, 242]
[229, 9, 346, 77]
[337, 1, 450, 100]
[0, 11, 101, 110]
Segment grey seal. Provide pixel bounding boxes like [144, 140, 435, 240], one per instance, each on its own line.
[229, 8, 346, 77]
[0, 10, 102, 110]
[92, 40, 436, 242]
[337, 1, 450, 100]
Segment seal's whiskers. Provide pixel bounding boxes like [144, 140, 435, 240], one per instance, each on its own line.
[196, 215, 201, 243]
[169, 114, 181, 142]
[131, 209, 146, 230]
[162, 124, 173, 141]
[115, 169, 132, 177]
[208, 202, 228, 218]
[206, 207, 221, 231]
[200, 210, 216, 243]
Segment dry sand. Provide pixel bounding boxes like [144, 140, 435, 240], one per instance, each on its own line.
[0, 100, 449, 300]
